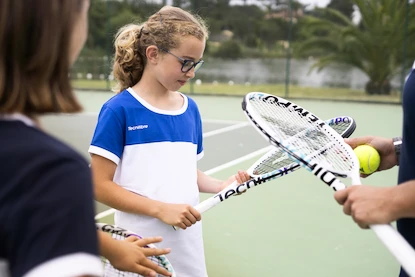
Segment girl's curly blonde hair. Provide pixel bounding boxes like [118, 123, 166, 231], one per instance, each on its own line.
[112, 6, 209, 93]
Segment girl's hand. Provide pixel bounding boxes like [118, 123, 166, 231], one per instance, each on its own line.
[156, 203, 201, 230]
[220, 170, 251, 193]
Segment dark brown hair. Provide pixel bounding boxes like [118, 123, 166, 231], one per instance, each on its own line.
[112, 6, 209, 93]
[0, 0, 86, 116]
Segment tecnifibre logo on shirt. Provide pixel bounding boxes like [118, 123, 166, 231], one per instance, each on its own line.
[128, 125, 148, 131]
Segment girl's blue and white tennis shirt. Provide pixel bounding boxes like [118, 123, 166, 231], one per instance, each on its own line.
[89, 88, 207, 277]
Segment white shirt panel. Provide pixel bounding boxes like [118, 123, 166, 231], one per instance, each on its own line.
[114, 141, 199, 204]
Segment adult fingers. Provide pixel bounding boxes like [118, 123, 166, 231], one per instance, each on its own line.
[334, 189, 348, 205]
[344, 137, 373, 149]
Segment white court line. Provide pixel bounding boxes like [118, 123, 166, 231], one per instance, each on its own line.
[203, 119, 246, 125]
[94, 145, 273, 220]
[95, 208, 116, 220]
[203, 122, 250, 138]
[203, 146, 273, 175]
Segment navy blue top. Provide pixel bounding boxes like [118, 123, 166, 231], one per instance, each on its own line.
[397, 67, 415, 277]
[0, 119, 99, 277]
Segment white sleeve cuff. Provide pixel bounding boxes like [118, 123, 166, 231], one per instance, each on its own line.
[197, 151, 204, 161]
[89, 145, 120, 165]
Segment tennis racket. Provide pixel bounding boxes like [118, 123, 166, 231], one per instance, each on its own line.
[195, 115, 356, 214]
[97, 223, 176, 277]
[242, 92, 415, 276]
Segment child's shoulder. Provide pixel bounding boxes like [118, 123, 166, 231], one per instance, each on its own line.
[180, 92, 199, 110]
[104, 89, 132, 108]
[101, 89, 143, 117]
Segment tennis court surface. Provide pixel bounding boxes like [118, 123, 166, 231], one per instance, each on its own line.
[40, 91, 403, 276]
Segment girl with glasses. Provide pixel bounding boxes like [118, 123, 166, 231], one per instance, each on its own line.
[89, 5, 249, 277]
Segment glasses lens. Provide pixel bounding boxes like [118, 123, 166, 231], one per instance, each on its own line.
[194, 61, 204, 72]
[182, 61, 194, 72]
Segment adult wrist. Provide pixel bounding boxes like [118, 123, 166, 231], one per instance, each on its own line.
[392, 137, 402, 165]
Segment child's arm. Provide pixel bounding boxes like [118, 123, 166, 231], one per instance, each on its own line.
[91, 154, 200, 230]
[197, 169, 250, 193]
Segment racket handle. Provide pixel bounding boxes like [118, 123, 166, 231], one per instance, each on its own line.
[196, 180, 239, 214]
[346, 178, 415, 272]
[370, 224, 415, 276]
[172, 181, 239, 231]
[349, 176, 415, 271]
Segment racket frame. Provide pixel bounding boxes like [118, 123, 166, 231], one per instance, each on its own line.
[194, 115, 356, 214]
[242, 92, 415, 276]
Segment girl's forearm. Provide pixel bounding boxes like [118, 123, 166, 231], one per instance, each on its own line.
[197, 169, 223, 193]
[95, 180, 164, 218]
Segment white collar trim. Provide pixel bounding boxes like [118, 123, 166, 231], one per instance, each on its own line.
[0, 113, 36, 127]
[127, 87, 188, 115]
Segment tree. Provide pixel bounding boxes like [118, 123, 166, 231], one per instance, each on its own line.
[327, 0, 354, 18]
[296, 0, 415, 95]
[86, 0, 108, 52]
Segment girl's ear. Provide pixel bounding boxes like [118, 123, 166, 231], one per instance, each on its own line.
[146, 45, 160, 65]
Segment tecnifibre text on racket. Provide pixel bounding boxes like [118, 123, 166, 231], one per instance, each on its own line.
[172, 115, 356, 231]
[242, 92, 415, 276]
[195, 115, 355, 214]
[97, 223, 176, 277]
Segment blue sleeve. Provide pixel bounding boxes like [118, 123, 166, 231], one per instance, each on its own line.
[9, 158, 100, 277]
[89, 104, 125, 163]
[196, 107, 204, 156]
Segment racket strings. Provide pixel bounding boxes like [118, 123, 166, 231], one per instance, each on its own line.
[249, 97, 355, 173]
[252, 150, 292, 175]
[252, 117, 354, 176]
[102, 234, 173, 277]
[328, 121, 350, 134]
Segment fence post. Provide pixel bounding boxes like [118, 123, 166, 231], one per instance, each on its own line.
[105, 0, 111, 91]
[284, 0, 293, 98]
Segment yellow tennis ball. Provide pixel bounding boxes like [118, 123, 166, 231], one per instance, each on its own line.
[354, 145, 381, 174]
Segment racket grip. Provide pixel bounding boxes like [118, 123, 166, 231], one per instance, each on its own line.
[195, 197, 221, 214]
[172, 197, 223, 230]
[370, 224, 415, 276]
[172, 181, 239, 231]
[195, 180, 239, 214]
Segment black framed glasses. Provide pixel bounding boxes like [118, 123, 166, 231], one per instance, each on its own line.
[159, 47, 204, 73]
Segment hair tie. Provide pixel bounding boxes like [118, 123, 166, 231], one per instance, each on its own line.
[138, 26, 145, 39]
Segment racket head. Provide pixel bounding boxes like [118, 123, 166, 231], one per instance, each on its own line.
[242, 92, 360, 183]
[243, 93, 415, 277]
[96, 223, 176, 277]
[248, 115, 357, 178]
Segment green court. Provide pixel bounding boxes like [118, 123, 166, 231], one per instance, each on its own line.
[41, 90, 404, 277]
